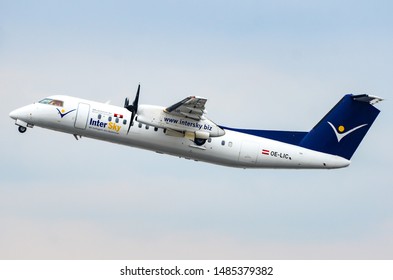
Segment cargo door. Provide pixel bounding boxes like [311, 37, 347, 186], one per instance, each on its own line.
[239, 141, 260, 165]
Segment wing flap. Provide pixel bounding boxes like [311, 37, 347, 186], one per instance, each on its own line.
[165, 96, 207, 120]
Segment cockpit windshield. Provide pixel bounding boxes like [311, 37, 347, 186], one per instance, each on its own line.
[39, 98, 64, 107]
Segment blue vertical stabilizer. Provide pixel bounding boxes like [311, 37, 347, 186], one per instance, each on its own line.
[299, 94, 382, 160]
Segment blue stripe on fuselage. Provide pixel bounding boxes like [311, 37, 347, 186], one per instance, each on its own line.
[220, 126, 307, 146]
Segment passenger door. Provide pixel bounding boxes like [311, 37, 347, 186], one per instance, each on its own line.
[74, 103, 90, 129]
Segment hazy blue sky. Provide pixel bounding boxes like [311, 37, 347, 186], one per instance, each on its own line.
[1, 0, 392, 259]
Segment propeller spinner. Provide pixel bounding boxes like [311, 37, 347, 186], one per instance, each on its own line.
[124, 84, 140, 134]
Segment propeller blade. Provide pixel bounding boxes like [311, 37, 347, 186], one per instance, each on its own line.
[132, 84, 140, 111]
[127, 111, 135, 134]
[125, 84, 141, 135]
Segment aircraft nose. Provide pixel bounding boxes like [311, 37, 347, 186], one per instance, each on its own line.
[9, 105, 33, 121]
[9, 108, 20, 120]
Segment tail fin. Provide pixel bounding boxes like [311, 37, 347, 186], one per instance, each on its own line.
[299, 94, 382, 160]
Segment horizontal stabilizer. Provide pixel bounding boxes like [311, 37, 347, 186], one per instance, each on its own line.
[352, 94, 383, 104]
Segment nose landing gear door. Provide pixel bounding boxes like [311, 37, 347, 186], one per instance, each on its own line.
[74, 103, 90, 129]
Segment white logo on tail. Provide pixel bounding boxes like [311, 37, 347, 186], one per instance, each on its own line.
[327, 122, 368, 142]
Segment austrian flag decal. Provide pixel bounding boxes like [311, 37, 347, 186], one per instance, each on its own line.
[262, 149, 270, 155]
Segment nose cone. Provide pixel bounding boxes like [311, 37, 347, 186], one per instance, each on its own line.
[9, 108, 20, 120]
[9, 105, 34, 122]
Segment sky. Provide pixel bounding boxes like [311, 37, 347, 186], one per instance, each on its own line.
[1, 0, 392, 259]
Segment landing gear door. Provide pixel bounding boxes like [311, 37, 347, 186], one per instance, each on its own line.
[74, 103, 90, 129]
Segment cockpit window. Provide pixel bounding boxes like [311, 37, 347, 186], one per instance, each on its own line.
[39, 98, 64, 107]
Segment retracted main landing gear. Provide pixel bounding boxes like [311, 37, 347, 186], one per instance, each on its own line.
[193, 131, 209, 146]
[194, 138, 207, 146]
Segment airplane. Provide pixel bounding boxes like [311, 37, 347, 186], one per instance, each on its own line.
[9, 85, 382, 169]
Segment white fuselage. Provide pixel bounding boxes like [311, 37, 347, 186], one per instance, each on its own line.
[10, 95, 350, 169]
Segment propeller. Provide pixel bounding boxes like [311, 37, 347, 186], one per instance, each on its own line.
[124, 84, 140, 134]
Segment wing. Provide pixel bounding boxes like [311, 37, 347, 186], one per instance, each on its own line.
[164, 96, 207, 120]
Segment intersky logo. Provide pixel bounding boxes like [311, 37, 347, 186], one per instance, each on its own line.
[56, 108, 76, 118]
[327, 121, 368, 142]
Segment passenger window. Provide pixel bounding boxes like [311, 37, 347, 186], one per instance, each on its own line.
[108, 116, 112, 122]
[154, 127, 158, 132]
[221, 140, 225, 146]
[208, 138, 212, 143]
[228, 141, 233, 147]
[98, 114, 102, 120]
[138, 123, 142, 128]
[145, 125, 149, 130]
[123, 119, 127, 125]
[115, 118, 119, 123]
